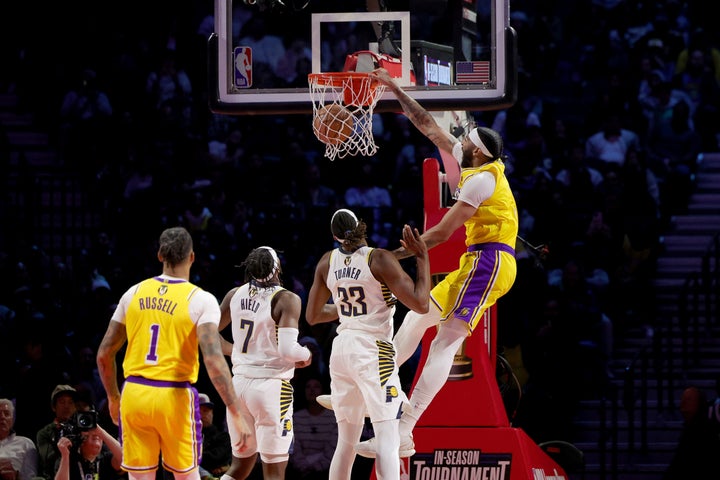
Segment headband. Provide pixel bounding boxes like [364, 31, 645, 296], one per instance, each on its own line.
[331, 209, 359, 240]
[468, 128, 493, 158]
[257, 246, 280, 282]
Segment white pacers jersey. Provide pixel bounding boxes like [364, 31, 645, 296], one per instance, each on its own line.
[229, 283, 294, 380]
[326, 246, 397, 341]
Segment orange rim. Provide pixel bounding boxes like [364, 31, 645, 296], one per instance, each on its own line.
[308, 72, 377, 88]
[309, 72, 381, 107]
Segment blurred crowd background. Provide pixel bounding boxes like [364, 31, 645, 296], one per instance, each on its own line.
[0, 0, 718, 465]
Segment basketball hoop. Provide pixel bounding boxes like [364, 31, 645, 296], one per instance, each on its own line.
[308, 72, 386, 160]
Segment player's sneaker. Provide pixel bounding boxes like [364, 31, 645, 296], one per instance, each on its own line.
[354, 433, 415, 458]
[316, 394, 333, 410]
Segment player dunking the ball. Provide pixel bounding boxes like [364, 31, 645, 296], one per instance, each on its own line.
[353, 68, 519, 457]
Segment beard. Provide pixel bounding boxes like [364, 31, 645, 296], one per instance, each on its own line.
[461, 150, 474, 168]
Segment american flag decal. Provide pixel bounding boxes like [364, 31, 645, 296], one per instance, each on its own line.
[455, 61, 490, 84]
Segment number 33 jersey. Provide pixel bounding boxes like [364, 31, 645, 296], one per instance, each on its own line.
[326, 246, 397, 341]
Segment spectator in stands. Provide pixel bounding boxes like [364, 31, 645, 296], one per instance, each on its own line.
[197, 394, 231, 480]
[547, 258, 614, 385]
[673, 46, 720, 152]
[673, 48, 720, 115]
[298, 161, 339, 214]
[145, 49, 192, 112]
[0, 398, 38, 480]
[275, 38, 312, 86]
[288, 377, 336, 480]
[183, 190, 214, 234]
[584, 112, 642, 171]
[208, 127, 245, 171]
[343, 163, 392, 232]
[675, 28, 720, 83]
[638, 70, 695, 131]
[513, 293, 581, 443]
[621, 148, 661, 219]
[554, 141, 606, 238]
[556, 140, 604, 186]
[632, 11, 686, 84]
[237, 17, 285, 81]
[36, 385, 78, 480]
[343, 163, 392, 210]
[144, 49, 195, 147]
[663, 386, 720, 480]
[707, 373, 720, 434]
[58, 68, 113, 168]
[646, 98, 702, 210]
[593, 150, 659, 331]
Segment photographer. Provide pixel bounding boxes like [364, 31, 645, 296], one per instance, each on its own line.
[37, 386, 78, 480]
[54, 421, 121, 480]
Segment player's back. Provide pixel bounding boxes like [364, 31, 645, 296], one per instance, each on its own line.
[122, 277, 201, 382]
[229, 283, 295, 379]
[326, 246, 396, 341]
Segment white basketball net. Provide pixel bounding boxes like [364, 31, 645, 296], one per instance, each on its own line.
[308, 73, 386, 160]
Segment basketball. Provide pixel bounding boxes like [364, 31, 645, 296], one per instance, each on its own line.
[313, 104, 354, 146]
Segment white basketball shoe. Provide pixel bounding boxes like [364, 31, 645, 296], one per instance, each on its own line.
[354, 433, 416, 458]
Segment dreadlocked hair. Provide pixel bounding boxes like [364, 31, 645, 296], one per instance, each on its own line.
[241, 247, 281, 285]
[339, 220, 368, 251]
[158, 227, 193, 268]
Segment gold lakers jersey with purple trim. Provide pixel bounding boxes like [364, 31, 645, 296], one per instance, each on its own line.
[122, 277, 202, 382]
[456, 160, 518, 248]
[435, 160, 518, 332]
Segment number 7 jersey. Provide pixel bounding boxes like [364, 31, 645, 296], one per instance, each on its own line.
[326, 246, 397, 341]
[228, 283, 296, 380]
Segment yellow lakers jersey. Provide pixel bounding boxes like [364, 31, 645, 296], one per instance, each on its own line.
[457, 160, 518, 248]
[122, 277, 202, 382]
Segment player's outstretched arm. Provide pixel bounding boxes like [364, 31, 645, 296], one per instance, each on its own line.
[393, 201, 477, 260]
[370, 68, 458, 154]
[371, 225, 430, 314]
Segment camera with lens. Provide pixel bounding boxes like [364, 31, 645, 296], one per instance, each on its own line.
[54, 411, 98, 447]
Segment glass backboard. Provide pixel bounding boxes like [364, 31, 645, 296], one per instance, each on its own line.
[209, 0, 516, 115]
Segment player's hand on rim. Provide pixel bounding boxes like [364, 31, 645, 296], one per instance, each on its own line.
[369, 67, 394, 86]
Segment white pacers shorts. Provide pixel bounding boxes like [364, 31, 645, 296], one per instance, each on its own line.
[226, 375, 294, 458]
[329, 330, 409, 425]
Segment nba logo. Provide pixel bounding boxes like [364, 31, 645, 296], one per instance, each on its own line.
[234, 47, 252, 88]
